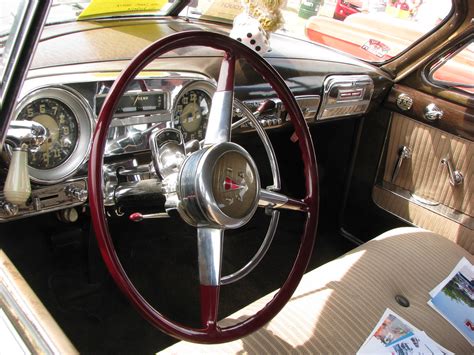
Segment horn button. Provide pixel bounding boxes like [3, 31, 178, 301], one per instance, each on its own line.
[177, 142, 260, 229]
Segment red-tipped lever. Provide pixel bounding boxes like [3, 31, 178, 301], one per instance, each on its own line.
[129, 212, 169, 222]
[255, 99, 276, 117]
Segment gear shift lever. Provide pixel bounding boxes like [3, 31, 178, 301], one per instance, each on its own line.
[3, 121, 47, 205]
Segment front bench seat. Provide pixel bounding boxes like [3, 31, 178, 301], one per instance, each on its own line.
[161, 227, 473, 354]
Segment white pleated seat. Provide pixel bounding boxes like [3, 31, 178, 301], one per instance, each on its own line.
[161, 227, 473, 354]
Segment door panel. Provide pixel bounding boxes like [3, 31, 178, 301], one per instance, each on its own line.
[374, 87, 473, 253]
[384, 113, 473, 215]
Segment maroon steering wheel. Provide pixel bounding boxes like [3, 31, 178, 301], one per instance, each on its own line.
[88, 31, 319, 344]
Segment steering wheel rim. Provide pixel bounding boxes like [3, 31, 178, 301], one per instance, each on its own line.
[88, 31, 319, 344]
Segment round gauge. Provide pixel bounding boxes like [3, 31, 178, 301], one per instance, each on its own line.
[14, 87, 94, 184]
[17, 97, 78, 169]
[174, 81, 215, 141]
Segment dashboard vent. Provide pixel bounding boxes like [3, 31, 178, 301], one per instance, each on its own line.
[317, 75, 374, 120]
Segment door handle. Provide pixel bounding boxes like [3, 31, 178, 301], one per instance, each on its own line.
[391, 146, 412, 183]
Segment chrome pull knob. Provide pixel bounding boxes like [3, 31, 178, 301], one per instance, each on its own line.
[441, 157, 463, 186]
[0, 201, 19, 217]
[424, 103, 443, 121]
[65, 185, 88, 202]
[391, 145, 412, 183]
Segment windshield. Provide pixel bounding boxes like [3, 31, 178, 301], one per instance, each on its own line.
[1, 0, 455, 65]
[184, 0, 453, 63]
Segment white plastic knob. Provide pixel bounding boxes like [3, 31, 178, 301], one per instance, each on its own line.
[4, 149, 31, 205]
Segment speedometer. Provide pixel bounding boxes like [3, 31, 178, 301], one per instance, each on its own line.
[14, 87, 94, 184]
[173, 81, 215, 141]
[17, 97, 78, 169]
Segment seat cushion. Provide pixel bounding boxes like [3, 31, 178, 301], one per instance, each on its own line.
[161, 227, 473, 354]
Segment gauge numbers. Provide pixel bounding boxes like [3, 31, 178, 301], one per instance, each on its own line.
[18, 98, 78, 169]
[174, 89, 211, 141]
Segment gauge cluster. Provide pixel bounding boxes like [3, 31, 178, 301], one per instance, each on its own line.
[13, 86, 93, 184]
[1, 72, 317, 221]
[17, 97, 79, 170]
[173, 81, 214, 142]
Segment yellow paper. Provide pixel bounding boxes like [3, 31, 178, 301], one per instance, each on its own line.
[78, 0, 167, 20]
[202, 0, 243, 22]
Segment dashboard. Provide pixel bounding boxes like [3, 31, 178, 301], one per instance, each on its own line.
[0, 19, 392, 222]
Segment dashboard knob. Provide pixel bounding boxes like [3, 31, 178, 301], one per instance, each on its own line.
[0, 201, 19, 217]
[424, 103, 443, 121]
[396, 93, 413, 111]
[65, 185, 88, 202]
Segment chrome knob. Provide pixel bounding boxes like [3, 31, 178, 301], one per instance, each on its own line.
[65, 185, 88, 202]
[396, 93, 413, 111]
[424, 103, 443, 121]
[0, 201, 19, 217]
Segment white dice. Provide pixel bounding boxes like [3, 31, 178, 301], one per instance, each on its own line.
[230, 13, 271, 54]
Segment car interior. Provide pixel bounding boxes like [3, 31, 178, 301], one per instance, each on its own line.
[0, 0, 472, 353]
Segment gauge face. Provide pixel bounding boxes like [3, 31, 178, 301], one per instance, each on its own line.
[17, 98, 79, 169]
[174, 89, 211, 141]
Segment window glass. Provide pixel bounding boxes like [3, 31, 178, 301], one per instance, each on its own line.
[430, 42, 474, 94]
[0, 0, 27, 86]
[0, 0, 30, 105]
[186, 0, 453, 63]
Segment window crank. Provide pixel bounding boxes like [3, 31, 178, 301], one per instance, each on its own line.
[441, 157, 464, 186]
[391, 145, 412, 183]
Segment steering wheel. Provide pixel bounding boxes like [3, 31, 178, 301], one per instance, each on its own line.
[88, 31, 319, 344]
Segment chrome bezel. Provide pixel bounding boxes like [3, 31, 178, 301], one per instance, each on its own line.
[178, 142, 260, 229]
[172, 80, 216, 132]
[13, 86, 94, 184]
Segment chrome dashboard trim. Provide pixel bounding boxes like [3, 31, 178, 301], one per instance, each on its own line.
[0, 178, 87, 222]
[22, 71, 212, 96]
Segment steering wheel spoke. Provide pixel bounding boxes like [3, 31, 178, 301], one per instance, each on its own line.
[197, 227, 223, 329]
[203, 52, 236, 147]
[259, 189, 308, 212]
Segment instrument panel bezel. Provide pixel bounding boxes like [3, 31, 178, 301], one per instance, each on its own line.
[13, 86, 94, 184]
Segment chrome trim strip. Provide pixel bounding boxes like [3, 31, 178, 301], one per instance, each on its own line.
[0, 179, 87, 222]
[377, 181, 473, 230]
[21, 71, 212, 97]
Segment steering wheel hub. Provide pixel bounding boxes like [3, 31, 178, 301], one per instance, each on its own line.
[177, 142, 260, 229]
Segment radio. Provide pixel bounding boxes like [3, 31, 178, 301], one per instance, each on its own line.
[317, 75, 374, 120]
